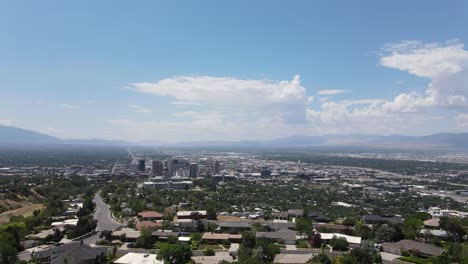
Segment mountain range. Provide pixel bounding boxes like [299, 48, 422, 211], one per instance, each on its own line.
[1, 125, 468, 150]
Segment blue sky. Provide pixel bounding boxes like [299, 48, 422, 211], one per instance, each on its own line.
[1, 1, 468, 142]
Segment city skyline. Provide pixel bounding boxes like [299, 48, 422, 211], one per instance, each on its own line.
[2, 1, 468, 142]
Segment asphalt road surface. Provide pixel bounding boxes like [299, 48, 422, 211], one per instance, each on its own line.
[83, 192, 124, 245]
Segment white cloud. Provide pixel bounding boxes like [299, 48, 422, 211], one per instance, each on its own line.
[128, 104, 152, 113]
[114, 40, 468, 141]
[317, 89, 350, 95]
[339, 99, 386, 106]
[131, 75, 310, 124]
[379, 40, 468, 110]
[173, 111, 199, 117]
[60, 104, 78, 109]
[305, 39, 468, 135]
[171, 101, 201, 106]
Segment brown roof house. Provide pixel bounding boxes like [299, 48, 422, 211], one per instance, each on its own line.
[137, 211, 163, 221]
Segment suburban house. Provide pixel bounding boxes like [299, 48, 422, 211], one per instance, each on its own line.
[263, 221, 295, 231]
[273, 210, 304, 221]
[381, 239, 446, 257]
[174, 219, 198, 231]
[215, 221, 252, 233]
[112, 228, 141, 242]
[177, 210, 207, 220]
[362, 215, 403, 225]
[313, 223, 351, 234]
[319, 233, 362, 248]
[287, 209, 304, 219]
[256, 229, 297, 245]
[201, 232, 243, 243]
[273, 212, 289, 221]
[151, 230, 180, 241]
[419, 229, 449, 239]
[33, 241, 107, 264]
[136, 221, 162, 231]
[137, 211, 163, 221]
[307, 212, 329, 222]
[423, 218, 440, 228]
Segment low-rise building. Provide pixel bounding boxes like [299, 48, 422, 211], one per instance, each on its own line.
[381, 239, 445, 257]
[256, 229, 296, 245]
[319, 233, 362, 248]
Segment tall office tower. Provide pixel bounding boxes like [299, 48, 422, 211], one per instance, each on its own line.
[166, 158, 173, 177]
[214, 160, 220, 174]
[189, 163, 199, 178]
[139, 159, 146, 172]
[151, 160, 164, 175]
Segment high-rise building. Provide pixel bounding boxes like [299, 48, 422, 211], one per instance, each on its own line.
[214, 160, 220, 174]
[167, 158, 173, 177]
[151, 160, 164, 175]
[189, 163, 199, 178]
[139, 159, 146, 172]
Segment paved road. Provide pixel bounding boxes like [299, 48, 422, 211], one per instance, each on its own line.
[83, 193, 124, 245]
[94, 193, 123, 232]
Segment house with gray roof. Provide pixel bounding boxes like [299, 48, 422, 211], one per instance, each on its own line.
[33, 241, 107, 264]
[256, 229, 296, 245]
[381, 239, 445, 257]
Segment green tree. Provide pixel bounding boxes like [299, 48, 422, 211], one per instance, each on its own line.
[349, 247, 374, 264]
[375, 225, 397, 243]
[310, 253, 331, 264]
[440, 217, 466, 241]
[242, 231, 256, 248]
[296, 218, 312, 236]
[343, 217, 358, 227]
[157, 242, 192, 264]
[136, 228, 155, 248]
[329, 236, 348, 251]
[403, 218, 422, 239]
[333, 255, 358, 264]
[0, 222, 27, 250]
[0, 241, 17, 264]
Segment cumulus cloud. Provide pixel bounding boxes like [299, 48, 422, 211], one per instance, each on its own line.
[317, 89, 350, 95]
[171, 101, 201, 106]
[131, 75, 310, 124]
[379, 39, 468, 110]
[304, 39, 468, 136]
[116, 40, 468, 141]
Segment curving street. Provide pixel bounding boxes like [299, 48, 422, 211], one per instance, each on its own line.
[82, 192, 124, 245]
